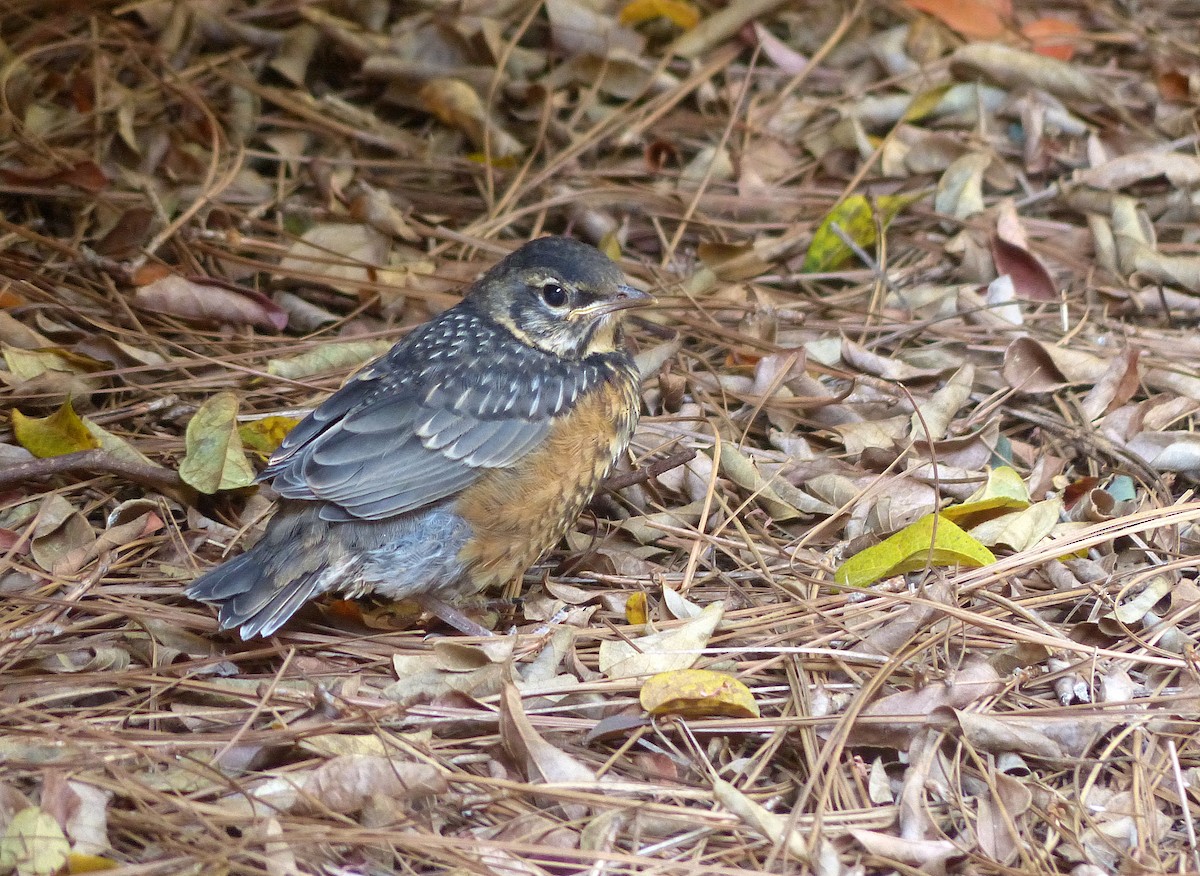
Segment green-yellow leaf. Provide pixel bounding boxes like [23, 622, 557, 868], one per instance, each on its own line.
[835, 513, 995, 589]
[3, 346, 78, 380]
[178, 392, 256, 494]
[267, 339, 392, 381]
[940, 466, 1030, 527]
[0, 806, 70, 876]
[802, 193, 918, 273]
[239, 415, 301, 454]
[11, 400, 101, 458]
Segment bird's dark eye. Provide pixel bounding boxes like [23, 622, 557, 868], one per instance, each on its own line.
[540, 282, 568, 309]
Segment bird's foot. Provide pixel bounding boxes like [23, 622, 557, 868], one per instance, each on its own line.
[412, 594, 494, 637]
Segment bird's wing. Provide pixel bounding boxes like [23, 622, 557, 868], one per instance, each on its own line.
[261, 312, 599, 521]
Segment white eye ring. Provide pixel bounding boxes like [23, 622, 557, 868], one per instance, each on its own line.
[540, 281, 569, 309]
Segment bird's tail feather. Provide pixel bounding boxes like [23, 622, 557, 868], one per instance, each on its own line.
[185, 546, 328, 640]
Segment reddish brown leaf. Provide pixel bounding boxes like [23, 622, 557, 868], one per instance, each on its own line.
[1002, 337, 1070, 393]
[0, 161, 108, 193]
[132, 274, 288, 331]
[1021, 17, 1082, 61]
[904, 0, 1009, 39]
[95, 208, 154, 258]
[991, 235, 1057, 301]
[1156, 68, 1191, 102]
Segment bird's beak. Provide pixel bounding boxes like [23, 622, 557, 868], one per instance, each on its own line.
[580, 284, 655, 317]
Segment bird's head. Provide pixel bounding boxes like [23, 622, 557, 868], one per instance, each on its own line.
[471, 237, 653, 360]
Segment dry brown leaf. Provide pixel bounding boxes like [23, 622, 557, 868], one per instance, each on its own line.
[951, 42, 1100, 100]
[224, 756, 445, 817]
[133, 274, 288, 330]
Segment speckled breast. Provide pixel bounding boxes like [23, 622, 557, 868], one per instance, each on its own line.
[453, 360, 641, 592]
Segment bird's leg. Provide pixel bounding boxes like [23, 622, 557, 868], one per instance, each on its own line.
[412, 593, 494, 637]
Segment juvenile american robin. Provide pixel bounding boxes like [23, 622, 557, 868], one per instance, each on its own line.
[186, 236, 652, 639]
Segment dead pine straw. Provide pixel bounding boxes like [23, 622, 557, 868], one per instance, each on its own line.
[1, 0, 1200, 873]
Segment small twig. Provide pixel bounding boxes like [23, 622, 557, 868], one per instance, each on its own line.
[0, 449, 194, 502]
[603, 448, 696, 492]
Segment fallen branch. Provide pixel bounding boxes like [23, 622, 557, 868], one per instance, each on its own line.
[0, 449, 195, 503]
[603, 448, 697, 492]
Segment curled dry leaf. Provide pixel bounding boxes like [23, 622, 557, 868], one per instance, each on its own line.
[935, 708, 1065, 758]
[1001, 336, 1107, 392]
[935, 152, 990, 220]
[640, 668, 760, 718]
[1074, 151, 1200, 190]
[1080, 348, 1142, 421]
[967, 496, 1063, 551]
[499, 684, 596, 821]
[547, 0, 644, 57]
[267, 339, 393, 381]
[910, 363, 974, 443]
[713, 779, 810, 863]
[1125, 431, 1200, 473]
[278, 223, 392, 294]
[133, 274, 288, 331]
[950, 42, 1100, 101]
[849, 662, 1004, 749]
[418, 78, 524, 158]
[850, 830, 959, 873]
[669, 0, 789, 59]
[599, 601, 724, 679]
[990, 235, 1057, 301]
[223, 756, 445, 817]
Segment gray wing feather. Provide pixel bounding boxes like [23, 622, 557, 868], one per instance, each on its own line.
[259, 309, 610, 522]
[265, 387, 556, 521]
[461, 419, 549, 467]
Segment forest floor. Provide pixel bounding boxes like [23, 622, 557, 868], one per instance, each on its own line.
[2, 1, 1200, 873]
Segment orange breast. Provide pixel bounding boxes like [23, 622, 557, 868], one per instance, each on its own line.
[454, 374, 639, 591]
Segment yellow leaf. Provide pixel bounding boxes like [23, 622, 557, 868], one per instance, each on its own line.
[12, 400, 101, 458]
[940, 466, 1030, 527]
[178, 392, 256, 494]
[802, 193, 917, 273]
[67, 852, 119, 872]
[465, 152, 522, 168]
[640, 669, 760, 718]
[619, 0, 700, 30]
[239, 415, 301, 454]
[598, 231, 622, 262]
[625, 592, 649, 625]
[835, 514, 995, 588]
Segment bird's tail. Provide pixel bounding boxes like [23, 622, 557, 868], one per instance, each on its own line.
[185, 541, 328, 640]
